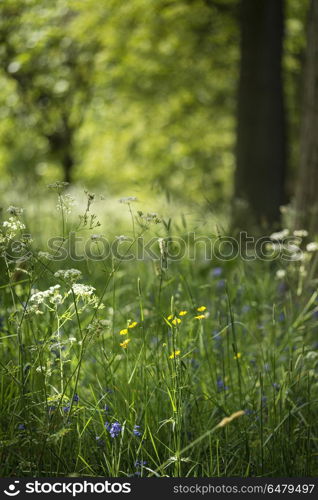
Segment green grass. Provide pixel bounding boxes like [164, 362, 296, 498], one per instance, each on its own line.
[0, 187, 317, 477]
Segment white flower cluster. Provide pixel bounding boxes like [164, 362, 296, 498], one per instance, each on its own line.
[2, 217, 26, 239]
[54, 268, 82, 282]
[38, 251, 54, 260]
[270, 229, 289, 240]
[71, 283, 95, 297]
[29, 285, 63, 313]
[2, 218, 26, 232]
[119, 196, 138, 204]
[306, 242, 318, 252]
[56, 193, 76, 216]
[276, 269, 286, 279]
[7, 206, 24, 216]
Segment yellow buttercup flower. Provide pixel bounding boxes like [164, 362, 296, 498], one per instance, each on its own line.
[172, 317, 181, 326]
[195, 314, 206, 320]
[169, 350, 180, 359]
[120, 338, 131, 348]
[119, 328, 129, 335]
[233, 352, 241, 360]
[179, 310, 188, 316]
[197, 306, 207, 312]
[128, 321, 138, 329]
[167, 314, 174, 320]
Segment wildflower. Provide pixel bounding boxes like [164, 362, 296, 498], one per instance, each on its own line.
[179, 311, 188, 316]
[120, 328, 129, 335]
[133, 425, 142, 437]
[48, 181, 69, 191]
[197, 306, 206, 312]
[276, 269, 286, 279]
[272, 382, 280, 391]
[54, 269, 82, 282]
[270, 229, 289, 240]
[104, 405, 110, 413]
[167, 314, 173, 320]
[172, 318, 181, 326]
[233, 352, 241, 360]
[73, 393, 79, 403]
[244, 409, 253, 416]
[71, 283, 95, 297]
[116, 235, 130, 242]
[195, 314, 206, 320]
[293, 229, 308, 238]
[211, 267, 222, 277]
[2, 217, 26, 233]
[108, 422, 122, 438]
[135, 460, 147, 467]
[120, 338, 131, 348]
[169, 350, 180, 359]
[216, 410, 245, 428]
[48, 405, 56, 414]
[278, 312, 285, 322]
[18, 423, 26, 430]
[63, 406, 70, 413]
[306, 242, 318, 252]
[216, 279, 226, 290]
[128, 321, 138, 329]
[38, 251, 54, 260]
[29, 285, 62, 308]
[119, 196, 138, 204]
[7, 206, 24, 216]
[217, 376, 229, 392]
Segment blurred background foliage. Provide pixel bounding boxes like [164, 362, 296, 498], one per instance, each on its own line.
[0, 0, 309, 213]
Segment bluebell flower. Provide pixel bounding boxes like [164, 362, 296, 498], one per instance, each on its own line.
[107, 421, 122, 438]
[63, 405, 70, 413]
[105, 421, 111, 432]
[18, 423, 26, 430]
[73, 393, 79, 403]
[212, 267, 222, 277]
[277, 282, 287, 294]
[104, 405, 110, 413]
[135, 460, 147, 468]
[244, 409, 253, 416]
[216, 279, 226, 290]
[216, 376, 229, 392]
[133, 425, 142, 437]
[272, 382, 280, 391]
[48, 405, 56, 413]
[278, 312, 285, 322]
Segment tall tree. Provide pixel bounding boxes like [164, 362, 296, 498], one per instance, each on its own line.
[294, 0, 318, 234]
[234, 0, 286, 231]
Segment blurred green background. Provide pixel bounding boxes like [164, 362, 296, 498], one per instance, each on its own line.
[0, 0, 310, 227]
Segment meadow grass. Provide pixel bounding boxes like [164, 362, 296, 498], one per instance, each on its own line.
[0, 186, 317, 477]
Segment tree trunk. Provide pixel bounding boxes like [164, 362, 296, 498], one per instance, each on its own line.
[234, 0, 286, 232]
[294, 0, 318, 234]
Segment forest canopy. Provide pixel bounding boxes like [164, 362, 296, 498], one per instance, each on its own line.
[0, 0, 309, 215]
